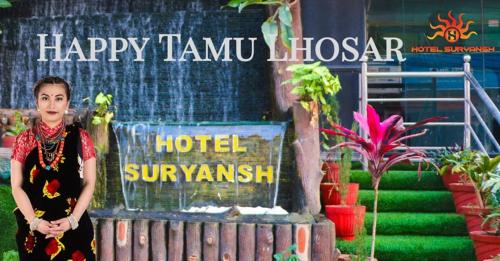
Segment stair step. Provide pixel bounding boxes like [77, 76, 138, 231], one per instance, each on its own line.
[337, 235, 475, 261]
[359, 190, 456, 213]
[351, 170, 445, 191]
[364, 212, 468, 236]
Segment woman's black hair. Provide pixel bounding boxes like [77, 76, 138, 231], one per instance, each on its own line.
[33, 76, 71, 100]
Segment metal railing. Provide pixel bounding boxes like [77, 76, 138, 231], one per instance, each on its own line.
[359, 55, 500, 156]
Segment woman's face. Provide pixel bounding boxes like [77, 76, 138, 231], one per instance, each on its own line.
[36, 84, 69, 125]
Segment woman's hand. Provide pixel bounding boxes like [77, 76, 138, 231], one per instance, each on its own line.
[35, 219, 55, 235]
[46, 218, 71, 238]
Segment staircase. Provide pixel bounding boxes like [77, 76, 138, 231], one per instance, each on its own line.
[336, 169, 476, 261]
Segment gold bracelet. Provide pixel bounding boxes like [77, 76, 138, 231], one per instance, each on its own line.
[67, 214, 79, 230]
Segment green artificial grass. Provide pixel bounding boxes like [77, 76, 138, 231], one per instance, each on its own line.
[351, 162, 428, 171]
[0, 185, 17, 256]
[359, 190, 456, 213]
[350, 170, 445, 191]
[363, 212, 468, 236]
[337, 235, 475, 261]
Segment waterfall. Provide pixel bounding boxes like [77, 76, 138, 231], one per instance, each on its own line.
[0, 0, 271, 122]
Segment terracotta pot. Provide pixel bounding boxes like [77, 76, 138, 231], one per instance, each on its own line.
[449, 183, 481, 213]
[2, 135, 16, 148]
[321, 161, 339, 183]
[325, 205, 365, 241]
[470, 231, 500, 261]
[441, 168, 467, 189]
[320, 183, 359, 206]
[460, 206, 491, 233]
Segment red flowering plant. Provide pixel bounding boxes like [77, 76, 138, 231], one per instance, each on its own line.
[321, 104, 445, 260]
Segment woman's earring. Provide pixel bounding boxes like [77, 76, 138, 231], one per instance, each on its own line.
[65, 110, 68, 114]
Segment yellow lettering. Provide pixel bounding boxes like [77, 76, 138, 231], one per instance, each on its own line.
[256, 165, 273, 184]
[180, 165, 197, 182]
[232, 135, 247, 152]
[175, 135, 193, 153]
[142, 164, 158, 182]
[196, 164, 214, 182]
[215, 135, 230, 152]
[125, 164, 140, 181]
[195, 135, 212, 152]
[217, 164, 234, 182]
[237, 165, 253, 183]
[161, 164, 177, 182]
[156, 135, 173, 152]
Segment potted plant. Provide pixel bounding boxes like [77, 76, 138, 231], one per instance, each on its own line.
[321, 95, 342, 185]
[470, 186, 500, 260]
[433, 145, 466, 188]
[439, 149, 483, 213]
[2, 111, 27, 148]
[321, 104, 444, 259]
[324, 145, 365, 241]
[460, 154, 500, 232]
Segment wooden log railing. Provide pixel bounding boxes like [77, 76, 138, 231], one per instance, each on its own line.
[91, 217, 335, 261]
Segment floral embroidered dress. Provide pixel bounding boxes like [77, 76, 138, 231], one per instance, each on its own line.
[11, 120, 96, 261]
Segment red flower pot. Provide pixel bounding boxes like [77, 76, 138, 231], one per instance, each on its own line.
[460, 206, 491, 233]
[441, 168, 467, 189]
[325, 205, 365, 241]
[322, 161, 339, 183]
[470, 231, 500, 261]
[320, 183, 359, 206]
[2, 135, 16, 148]
[449, 183, 481, 213]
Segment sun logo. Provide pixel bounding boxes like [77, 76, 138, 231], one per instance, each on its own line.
[427, 10, 477, 43]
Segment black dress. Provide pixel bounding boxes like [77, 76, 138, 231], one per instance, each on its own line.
[13, 123, 96, 261]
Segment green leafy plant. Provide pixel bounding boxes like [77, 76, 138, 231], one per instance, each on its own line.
[481, 210, 500, 235]
[284, 62, 341, 117]
[437, 149, 481, 177]
[224, 0, 294, 49]
[320, 95, 342, 151]
[273, 244, 299, 261]
[352, 221, 368, 261]
[338, 146, 353, 204]
[83, 92, 114, 125]
[431, 144, 461, 171]
[0, 0, 12, 8]
[470, 154, 500, 208]
[5, 111, 27, 136]
[483, 172, 500, 202]
[2, 250, 19, 261]
[322, 104, 444, 260]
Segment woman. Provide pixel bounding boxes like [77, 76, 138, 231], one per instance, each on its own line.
[10, 76, 97, 260]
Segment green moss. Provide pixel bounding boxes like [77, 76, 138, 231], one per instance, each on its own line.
[359, 190, 456, 213]
[337, 235, 475, 261]
[0, 185, 17, 255]
[351, 170, 445, 191]
[363, 212, 468, 236]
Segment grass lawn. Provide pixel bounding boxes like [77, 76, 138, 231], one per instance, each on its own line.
[0, 184, 17, 256]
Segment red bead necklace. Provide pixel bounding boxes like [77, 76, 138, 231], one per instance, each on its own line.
[35, 122, 67, 171]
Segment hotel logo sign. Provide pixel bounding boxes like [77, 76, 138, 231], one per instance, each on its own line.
[426, 11, 476, 43]
[411, 10, 495, 53]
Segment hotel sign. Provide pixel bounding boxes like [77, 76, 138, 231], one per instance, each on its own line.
[411, 10, 495, 53]
[112, 122, 287, 212]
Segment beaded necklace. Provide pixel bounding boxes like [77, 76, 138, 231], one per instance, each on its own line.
[35, 121, 67, 171]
